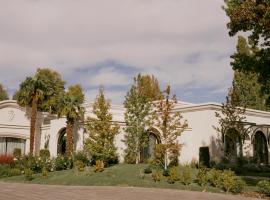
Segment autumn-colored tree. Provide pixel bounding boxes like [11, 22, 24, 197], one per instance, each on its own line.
[85, 88, 119, 166]
[57, 85, 85, 157]
[16, 68, 65, 155]
[153, 86, 188, 170]
[0, 84, 8, 101]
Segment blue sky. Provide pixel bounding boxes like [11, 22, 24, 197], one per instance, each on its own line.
[0, 0, 237, 104]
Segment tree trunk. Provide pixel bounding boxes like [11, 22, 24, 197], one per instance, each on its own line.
[164, 150, 168, 171]
[66, 119, 74, 157]
[30, 96, 38, 155]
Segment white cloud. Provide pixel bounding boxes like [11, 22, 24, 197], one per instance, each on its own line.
[0, 0, 236, 103]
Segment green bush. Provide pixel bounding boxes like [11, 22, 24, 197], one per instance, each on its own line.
[162, 169, 170, 177]
[75, 160, 85, 172]
[54, 155, 73, 171]
[199, 147, 210, 168]
[22, 156, 43, 173]
[219, 169, 245, 193]
[124, 153, 136, 164]
[39, 149, 50, 159]
[94, 160, 104, 172]
[167, 167, 180, 184]
[24, 168, 34, 181]
[0, 165, 10, 177]
[42, 167, 48, 178]
[144, 165, 152, 174]
[13, 148, 22, 158]
[230, 178, 246, 194]
[257, 180, 270, 196]
[9, 168, 21, 176]
[208, 168, 222, 187]
[197, 167, 208, 187]
[180, 167, 192, 185]
[74, 151, 89, 165]
[152, 170, 161, 182]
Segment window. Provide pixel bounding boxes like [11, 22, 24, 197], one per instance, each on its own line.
[0, 137, 26, 155]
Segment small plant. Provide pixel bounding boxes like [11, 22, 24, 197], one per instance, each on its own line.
[230, 178, 246, 194]
[39, 149, 50, 159]
[54, 155, 73, 171]
[74, 151, 89, 165]
[196, 167, 208, 187]
[167, 167, 180, 184]
[24, 168, 34, 181]
[9, 168, 21, 176]
[220, 169, 235, 193]
[144, 165, 152, 174]
[180, 167, 192, 185]
[42, 167, 48, 178]
[257, 180, 270, 196]
[94, 160, 104, 172]
[75, 160, 85, 172]
[13, 148, 22, 158]
[162, 169, 170, 177]
[0, 155, 14, 166]
[208, 168, 222, 187]
[152, 170, 161, 182]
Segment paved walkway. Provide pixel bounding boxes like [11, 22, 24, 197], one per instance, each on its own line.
[0, 182, 258, 200]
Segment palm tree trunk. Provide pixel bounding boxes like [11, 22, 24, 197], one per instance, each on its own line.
[66, 119, 74, 157]
[30, 96, 38, 155]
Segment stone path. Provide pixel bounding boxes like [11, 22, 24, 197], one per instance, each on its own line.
[0, 182, 258, 200]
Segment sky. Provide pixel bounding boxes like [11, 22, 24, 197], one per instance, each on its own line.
[0, 0, 238, 104]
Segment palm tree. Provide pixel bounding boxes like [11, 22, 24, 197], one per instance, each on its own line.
[58, 84, 85, 157]
[16, 68, 65, 155]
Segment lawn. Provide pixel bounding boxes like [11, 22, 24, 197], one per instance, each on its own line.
[0, 163, 266, 196]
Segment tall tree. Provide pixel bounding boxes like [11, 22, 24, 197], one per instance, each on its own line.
[85, 88, 119, 166]
[0, 84, 8, 101]
[16, 68, 65, 155]
[57, 84, 85, 157]
[123, 74, 155, 164]
[224, 0, 270, 105]
[153, 86, 188, 170]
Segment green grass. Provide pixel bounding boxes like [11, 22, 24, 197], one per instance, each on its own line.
[0, 164, 265, 194]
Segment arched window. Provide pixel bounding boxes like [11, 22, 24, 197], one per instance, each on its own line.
[57, 128, 66, 155]
[140, 132, 160, 163]
[224, 128, 241, 159]
[253, 131, 268, 165]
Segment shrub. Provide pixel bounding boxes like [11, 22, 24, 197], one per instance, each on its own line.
[230, 178, 246, 194]
[199, 147, 210, 168]
[9, 168, 21, 176]
[42, 167, 48, 178]
[144, 165, 152, 174]
[219, 169, 245, 193]
[0, 165, 10, 177]
[0, 155, 14, 166]
[53, 155, 73, 171]
[39, 149, 50, 159]
[24, 168, 34, 181]
[152, 144, 165, 168]
[74, 151, 89, 165]
[257, 180, 270, 196]
[75, 160, 85, 172]
[152, 170, 161, 182]
[162, 169, 170, 177]
[124, 154, 136, 164]
[208, 168, 222, 187]
[94, 160, 104, 172]
[190, 158, 199, 169]
[197, 167, 208, 187]
[13, 148, 22, 158]
[180, 167, 192, 185]
[167, 167, 180, 184]
[22, 156, 42, 173]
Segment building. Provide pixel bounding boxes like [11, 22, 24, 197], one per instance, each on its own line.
[0, 99, 270, 164]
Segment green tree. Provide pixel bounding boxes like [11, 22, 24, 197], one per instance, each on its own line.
[224, 0, 270, 104]
[85, 88, 119, 166]
[123, 74, 155, 164]
[57, 84, 85, 157]
[0, 84, 8, 101]
[16, 68, 65, 155]
[153, 86, 188, 170]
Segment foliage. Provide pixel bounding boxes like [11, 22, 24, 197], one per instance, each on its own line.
[167, 166, 180, 184]
[123, 74, 156, 164]
[54, 155, 73, 171]
[24, 168, 34, 181]
[13, 148, 22, 158]
[57, 84, 85, 156]
[144, 165, 152, 174]
[94, 160, 104, 173]
[224, 0, 270, 105]
[180, 167, 192, 185]
[42, 167, 48, 178]
[219, 169, 245, 193]
[74, 151, 89, 165]
[39, 149, 50, 159]
[257, 180, 270, 196]
[75, 160, 85, 172]
[85, 88, 119, 166]
[152, 170, 161, 182]
[199, 147, 210, 168]
[16, 68, 65, 155]
[9, 168, 21, 176]
[0, 155, 14, 166]
[196, 167, 208, 187]
[153, 85, 188, 170]
[208, 168, 222, 187]
[0, 84, 8, 101]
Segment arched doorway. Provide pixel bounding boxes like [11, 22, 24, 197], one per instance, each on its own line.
[253, 131, 268, 165]
[57, 128, 66, 155]
[224, 128, 242, 160]
[140, 132, 160, 163]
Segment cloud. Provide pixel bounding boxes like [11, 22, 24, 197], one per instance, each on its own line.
[0, 0, 236, 104]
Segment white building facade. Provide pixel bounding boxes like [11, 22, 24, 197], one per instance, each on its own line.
[0, 100, 270, 164]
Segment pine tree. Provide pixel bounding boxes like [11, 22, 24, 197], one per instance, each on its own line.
[85, 88, 119, 166]
[153, 86, 188, 170]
